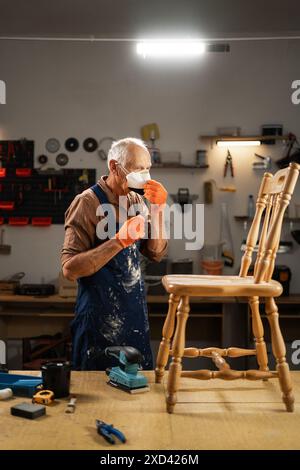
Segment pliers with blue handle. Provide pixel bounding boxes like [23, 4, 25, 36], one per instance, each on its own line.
[96, 419, 126, 445]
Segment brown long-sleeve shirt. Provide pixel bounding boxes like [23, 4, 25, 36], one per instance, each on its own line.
[61, 176, 168, 268]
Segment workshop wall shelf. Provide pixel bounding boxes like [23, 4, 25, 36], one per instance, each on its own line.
[235, 215, 300, 222]
[152, 164, 209, 169]
[201, 134, 290, 148]
[240, 240, 293, 254]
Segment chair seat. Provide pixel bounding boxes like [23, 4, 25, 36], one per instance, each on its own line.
[162, 275, 283, 297]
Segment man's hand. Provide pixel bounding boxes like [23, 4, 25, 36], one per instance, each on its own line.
[115, 214, 146, 248]
[144, 180, 168, 206]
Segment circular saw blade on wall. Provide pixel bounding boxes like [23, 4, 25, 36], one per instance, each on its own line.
[38, 154, 48, 165]
[45, 138, 60, 153]
[56, 153, 69, 166]
[83, 137, 98, 153]
[65, 137, 79, 152]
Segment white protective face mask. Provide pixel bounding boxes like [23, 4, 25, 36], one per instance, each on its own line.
[125, 169, 151, 195]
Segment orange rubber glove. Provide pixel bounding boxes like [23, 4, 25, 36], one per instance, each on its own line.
[115, 214, 145, 248]
[144, 180, 168, 206]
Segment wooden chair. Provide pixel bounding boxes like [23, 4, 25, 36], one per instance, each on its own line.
[155, 162, 300, 413]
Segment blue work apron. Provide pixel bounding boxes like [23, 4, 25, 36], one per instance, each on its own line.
[71, 184, 153, 371]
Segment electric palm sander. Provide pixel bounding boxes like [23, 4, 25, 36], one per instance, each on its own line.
[86, 346, 149, 393]
[106, 346, 149, 393]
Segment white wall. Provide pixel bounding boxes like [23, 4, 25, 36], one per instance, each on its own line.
[0, 39, 299, 290]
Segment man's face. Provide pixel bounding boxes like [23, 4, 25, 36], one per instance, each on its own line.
[111, 145, 151, 195]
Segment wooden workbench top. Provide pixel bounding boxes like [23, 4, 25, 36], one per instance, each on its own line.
[0, 370, 300, 450]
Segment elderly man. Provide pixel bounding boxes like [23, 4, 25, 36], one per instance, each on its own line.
[61, 137, 168, 370]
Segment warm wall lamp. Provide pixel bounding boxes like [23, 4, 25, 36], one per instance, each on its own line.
[217, 140, 261, 147]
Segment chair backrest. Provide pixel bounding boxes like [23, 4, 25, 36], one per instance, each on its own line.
[239, 162, 300, 283]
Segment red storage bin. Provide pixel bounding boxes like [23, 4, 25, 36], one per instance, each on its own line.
[9, 217, 29, 226]
[0, 201, 15, 210]
[31, 217, 52, 226]
[0, 169, 6, 178]
[16, 168, 32, 177]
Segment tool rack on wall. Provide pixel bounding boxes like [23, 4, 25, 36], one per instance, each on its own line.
[0, 139, 96, 225]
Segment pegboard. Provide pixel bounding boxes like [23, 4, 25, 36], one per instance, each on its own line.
[0, 140, 96, 225]
[0, 139, 34, 168]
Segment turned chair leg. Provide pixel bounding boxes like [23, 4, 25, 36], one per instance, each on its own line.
[249, 296, 269, 375]
[155, 294, 180, 384]
[265, 297, 295, 412]
[166, 296, 190, 413]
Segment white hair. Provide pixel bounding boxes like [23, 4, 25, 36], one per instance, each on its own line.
[107, 137, 148, 169]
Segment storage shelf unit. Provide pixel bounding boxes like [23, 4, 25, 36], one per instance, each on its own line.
[151, 164, 209, 169]
[235, 216, 300, 222]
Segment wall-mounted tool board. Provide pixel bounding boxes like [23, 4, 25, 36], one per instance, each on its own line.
[0, 140, 96, 225]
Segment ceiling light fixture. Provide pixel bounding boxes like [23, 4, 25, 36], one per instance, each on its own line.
[136, 39, 206, 58]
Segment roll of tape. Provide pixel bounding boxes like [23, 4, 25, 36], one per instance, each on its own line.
[0, 388, 13, 400]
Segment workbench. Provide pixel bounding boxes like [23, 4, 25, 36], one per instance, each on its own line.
[0, 370, 300, 450]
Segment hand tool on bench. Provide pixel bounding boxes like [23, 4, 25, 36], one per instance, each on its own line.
[65, 396, 77, 413]
[96, 419, 126, 445]
[32, 389, 55, 405]
[0, 388, 13, 400]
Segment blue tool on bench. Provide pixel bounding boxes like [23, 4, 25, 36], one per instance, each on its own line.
[86, 345, 149, 393]
[96, 419, 126, 445]
[106, 346, 149, 392]
[0, 372, 43, 397]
